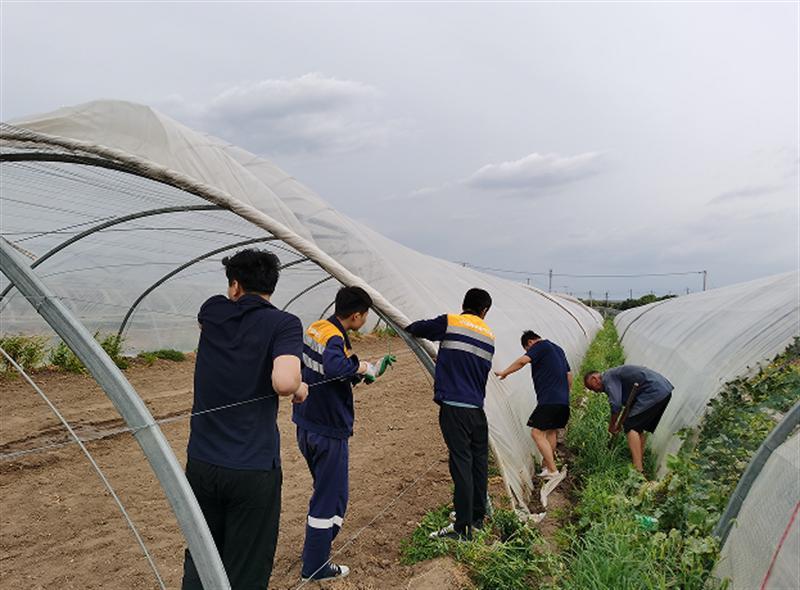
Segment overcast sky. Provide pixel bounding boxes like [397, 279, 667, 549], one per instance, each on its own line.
[2, 2, 797, 298]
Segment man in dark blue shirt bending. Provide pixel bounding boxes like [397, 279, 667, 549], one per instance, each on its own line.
[181, 249, 306, 590]
[584, 365, 673, 473]
[496, 331, 572, 481]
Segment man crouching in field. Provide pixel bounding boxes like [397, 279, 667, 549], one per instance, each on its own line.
[182, 249, 307, 590]
[584, 365, 673, 473]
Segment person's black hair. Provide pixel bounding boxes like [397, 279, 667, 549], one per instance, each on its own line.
[222, 249, 280, 294]
[462, 288, 492, 316]
[520, 330, 541, 347]
[335, 286, 373, 318]
[583, 371, 601, 387]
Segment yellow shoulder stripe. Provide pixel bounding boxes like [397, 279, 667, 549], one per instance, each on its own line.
[447, 314, 495, 340]
[306, 320, 353, 356]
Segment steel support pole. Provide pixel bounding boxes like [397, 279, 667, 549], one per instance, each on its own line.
[0, 204, 222, 306]
[371, 307, 436, 376]
[117, 237, 279, 339]
[0, 238, 230, 590]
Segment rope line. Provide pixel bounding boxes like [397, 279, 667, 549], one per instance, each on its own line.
[293, 458, 442, 588]
[0, 346, 167, 590]
[0, 370, 399, 462]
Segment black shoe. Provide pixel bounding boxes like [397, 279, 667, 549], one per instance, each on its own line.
[301, 563, 350, 581]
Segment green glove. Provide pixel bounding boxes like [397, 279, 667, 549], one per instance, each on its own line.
[363, 354, 397, 384]
[376, 354, 397, 377]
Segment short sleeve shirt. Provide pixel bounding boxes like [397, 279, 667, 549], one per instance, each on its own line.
[601, 365, 673, 417]
[525, 340, 571, 406]
[187, 294, 303, 470]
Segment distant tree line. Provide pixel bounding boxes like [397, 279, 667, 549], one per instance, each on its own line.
[580, 293, 677, 311]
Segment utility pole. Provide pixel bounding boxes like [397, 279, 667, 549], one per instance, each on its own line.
[548, 269, 553, 293]
[629, 288, 633, 300]
[605, 291, 609, 306]
[589, 290, 593, 307]
[702, 270, 708, 291]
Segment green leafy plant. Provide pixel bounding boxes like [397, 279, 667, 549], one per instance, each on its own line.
[557, 330, 797, 590]
[371, 322, 398, 338]
[138, 348, 186, 365]
[50, 333, 129, 373]
[402, 506, 558, 589]
[49, 340, 86, 373]
[0, 334, 49, 373]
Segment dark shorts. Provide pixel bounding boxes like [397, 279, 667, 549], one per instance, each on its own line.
[624, 393, 672, 433]
[527, 404, 570, 430]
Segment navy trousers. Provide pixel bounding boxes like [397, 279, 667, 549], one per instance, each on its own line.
[439, 404, 488, 535]
[297, 427, 349, 579]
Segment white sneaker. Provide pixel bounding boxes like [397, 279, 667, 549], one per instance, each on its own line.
[301, 563, 350, 581]
[429, 522, 455, 539]
[537, 468, 560, 479]
[428, 522, 470, 541]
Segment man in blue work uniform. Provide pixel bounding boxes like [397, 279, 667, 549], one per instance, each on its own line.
[293, 286, 395, 581]
[406, 288, 494, 541]
[182, 249, 306, 590]
[495, 331, 572, 480]
[584, 365, 673, 472]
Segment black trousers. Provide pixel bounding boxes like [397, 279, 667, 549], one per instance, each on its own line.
[181, 458, 282, 590]
[438, 404, 489, 534]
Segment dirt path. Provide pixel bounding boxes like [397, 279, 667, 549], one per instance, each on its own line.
[0, 336, 468, 590]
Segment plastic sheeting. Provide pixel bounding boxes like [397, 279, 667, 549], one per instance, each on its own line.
[1, 100, 602, 505]
[615, 271, 800, 464]
[714, 432, 800, 590]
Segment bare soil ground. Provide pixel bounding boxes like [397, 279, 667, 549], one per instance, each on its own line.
[0, 336, 472, 590]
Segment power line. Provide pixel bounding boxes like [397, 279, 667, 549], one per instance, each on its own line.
[458, 262, 704, 279]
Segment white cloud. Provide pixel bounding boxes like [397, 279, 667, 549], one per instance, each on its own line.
[158, 73, 402, 155]
[406, 151, 605, 199]
[464, 152, 605, 193]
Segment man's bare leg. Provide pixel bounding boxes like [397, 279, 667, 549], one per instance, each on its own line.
[639, 432, 647, 468]
[546, 430, 558, 464]
[626, 430, 644, 472]
[532, 428, 557, 472]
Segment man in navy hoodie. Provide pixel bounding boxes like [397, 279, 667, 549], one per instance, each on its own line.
[406, 288, 494, 541]
[293, 286, 395, 581]
[182, 249, 305, 590]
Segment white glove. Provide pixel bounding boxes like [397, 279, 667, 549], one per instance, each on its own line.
[364, 362, 379, 382]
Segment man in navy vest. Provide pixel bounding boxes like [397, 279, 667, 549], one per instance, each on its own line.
[496, 331, 572, 481]
[406, 288, 495, 540]
[293, 286, 395, 581]
[181, 249, 306, 590]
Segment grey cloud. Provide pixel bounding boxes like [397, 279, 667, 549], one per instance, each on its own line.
[159, 73, 402, 156]
[464, 152, 605, 194]
[710, 184, 784, 204]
